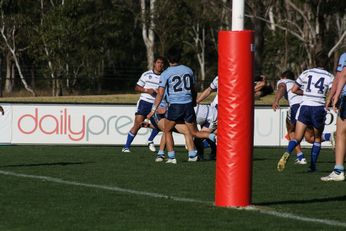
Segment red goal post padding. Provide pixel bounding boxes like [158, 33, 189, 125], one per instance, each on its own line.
[215, 30, 254, 207]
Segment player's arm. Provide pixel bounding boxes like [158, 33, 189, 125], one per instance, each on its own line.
[326, 72, 340, 109]
[196, 87, 213, 104]
[0, 106, 4, 115]
[192, 84, 197, 107]
[291, 83, 303, 95]
[272, 83, 286, 111]
[135, 85, 156, 96]
[147, 87, 165, 119]
[254, 79, 265, 92]
[332, 68, 346, 111]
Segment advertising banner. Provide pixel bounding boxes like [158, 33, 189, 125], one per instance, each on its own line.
[11, 104, 186, 145]
[0, 103, 337, 147]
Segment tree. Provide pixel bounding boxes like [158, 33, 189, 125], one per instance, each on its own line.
[141, 0, 155, 69]
[0, 0, 36, 96]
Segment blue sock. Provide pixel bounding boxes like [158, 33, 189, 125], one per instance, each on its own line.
[148, 129, 159, 142]
[310, 142, 321, 169]
[209, 134, 216, 142]
[203, 140, 209, 148]
[334, 165, 344, 174]
[168, 151, 175, 159]
[124, 132, 135, 148]
[157, 150, 165, 156]
[188, 150, 198, 158]
[322, 133, 331, 142]
[297, 152, 304, 160]
[287, 139, 298, 153]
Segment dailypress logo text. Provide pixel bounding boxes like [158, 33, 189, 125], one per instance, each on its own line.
[17, 108, 147, 142]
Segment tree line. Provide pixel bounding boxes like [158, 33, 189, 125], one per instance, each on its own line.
[0, 0, 345, 97]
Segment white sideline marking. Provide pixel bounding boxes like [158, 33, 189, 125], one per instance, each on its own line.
[1, 169, 346, 228]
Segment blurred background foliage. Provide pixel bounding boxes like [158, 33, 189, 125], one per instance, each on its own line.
[0, 0, 344, 97]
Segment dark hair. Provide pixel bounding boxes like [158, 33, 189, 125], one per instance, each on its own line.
[315, 51, 329, 69]
[281, 70, 295, 80]
[154, 56, 165, 63]
[167, 46, 181, 63]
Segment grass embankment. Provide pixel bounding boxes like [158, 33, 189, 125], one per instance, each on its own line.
[0, 92, 282, 105]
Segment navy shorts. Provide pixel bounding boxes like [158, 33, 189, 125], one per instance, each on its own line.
[296, 105, 326, 129]
[167, 102, 196, 123]
[150, 113, 166, 130]
[289, 104, 300, 124]
[338, 95, 346, 120]
[135, 100, 152, 116]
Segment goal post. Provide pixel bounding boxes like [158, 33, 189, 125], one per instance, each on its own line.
[215, 0, 254, 207]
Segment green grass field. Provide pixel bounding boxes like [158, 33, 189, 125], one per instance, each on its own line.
[0, 145, 345, 230]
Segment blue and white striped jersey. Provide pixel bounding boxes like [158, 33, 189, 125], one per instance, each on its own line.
[277, 79, 302, 106]
[336, 53, 346, 96]
[295, 68, 334, 106]
[136, 70, 161, 103]
[159, 64, 195, 104]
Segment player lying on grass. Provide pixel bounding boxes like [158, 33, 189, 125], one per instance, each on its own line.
[193, 104, 217, 160]
[272, 70, 335, 166]
[277, 52, 334, 172]
[194, 76, 218, 160]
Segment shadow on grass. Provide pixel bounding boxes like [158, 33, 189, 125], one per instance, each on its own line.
[256, 194, 346, 206]
[0, 161, 94, 168]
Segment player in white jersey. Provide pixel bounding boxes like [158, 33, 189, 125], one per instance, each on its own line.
[277, 52, 334, 172]
[195, 76, 218, 160]
[272, 70, 334, 165]
[273, 70, 307, 164]
[321, 52, 346, 181]
[197, 76, 218, 129]
[193, 104, 217, 160]
[147, 46, 215, 164]
[122, 56, 165, 153]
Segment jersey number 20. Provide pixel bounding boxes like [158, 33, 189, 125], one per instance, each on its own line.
[172, 74, 192, 92]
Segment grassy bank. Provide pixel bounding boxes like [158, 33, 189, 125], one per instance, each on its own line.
[0, 92, 281, 106]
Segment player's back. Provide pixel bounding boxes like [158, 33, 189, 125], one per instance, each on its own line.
[277, 79, 301, 106]
[195, 104, 210, 126]
[160, 64, 195, 104]
[296, 68, 334, 106]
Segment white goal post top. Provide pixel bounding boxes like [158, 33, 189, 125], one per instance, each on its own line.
[232, 0, 244, 31]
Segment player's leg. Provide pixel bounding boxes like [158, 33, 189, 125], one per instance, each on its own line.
[162, 119, 177, 163]
[123, 114, 145, 152]
[146, 129, 159, 152]
[123, 100, 150, 152]
[308, 126, 323, 172]
[286, 118, 306, 164]
[155, 134, 166, 162]
[175, 124, 198, 161]
[334, 117, 346, 171]
[154, 119, 166, 162]
[278, 121, 307, 172]
[185, 122, 216, 142]
[307, 106, 327, 172]
[321, 113, 346, 181]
